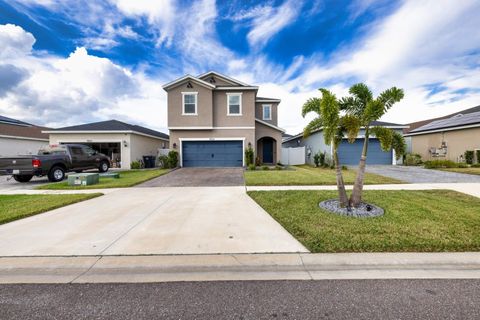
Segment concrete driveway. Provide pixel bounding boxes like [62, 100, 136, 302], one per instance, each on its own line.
[138, 168, 245, 187]
[0, 187, 307, 256]
[365, 165, 480, 183]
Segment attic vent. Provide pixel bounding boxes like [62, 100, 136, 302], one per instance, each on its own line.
[209, 76, 216, 84]
[186, 81, 193, 88]
[453, 113, 463, 118]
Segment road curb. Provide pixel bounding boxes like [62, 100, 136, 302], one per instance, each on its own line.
[1, 252, 479, 284]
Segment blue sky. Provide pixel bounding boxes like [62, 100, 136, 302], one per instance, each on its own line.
[0, 0, 479, 134]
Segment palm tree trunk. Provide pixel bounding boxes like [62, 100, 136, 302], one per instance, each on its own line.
[333, 148, 349, 207]
[350, 127, 369, 207]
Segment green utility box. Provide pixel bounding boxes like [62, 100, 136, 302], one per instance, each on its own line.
[68, 173, 99, 186]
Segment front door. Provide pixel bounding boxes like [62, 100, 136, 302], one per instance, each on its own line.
[263, 139, 274, 164]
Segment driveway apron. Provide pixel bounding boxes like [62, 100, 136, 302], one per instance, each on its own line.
[0, 187, 307, 256]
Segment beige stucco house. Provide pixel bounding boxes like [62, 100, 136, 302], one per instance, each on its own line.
[163, 71, 284, 167]
[404, 107, 480, 162]
[44, 120, 169, 169]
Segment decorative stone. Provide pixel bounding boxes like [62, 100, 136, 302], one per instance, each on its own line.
[319, 199, 384, 218]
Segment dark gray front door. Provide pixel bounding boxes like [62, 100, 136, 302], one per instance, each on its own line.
[262, 139, 274, 163]
[182, 141, 243, 167]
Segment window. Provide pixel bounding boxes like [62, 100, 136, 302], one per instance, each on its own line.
[227, 93, 242, 116]
[182, 92, 198, 115]
[263, 104, 272, 120]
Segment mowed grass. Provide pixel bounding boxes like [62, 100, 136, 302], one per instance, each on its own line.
[0, 194, 102, 225]
[37, 169, 170, 190]
[248, 190, 480, 252]
[244, 165, 403, 186]
[438, 167, 480, 176]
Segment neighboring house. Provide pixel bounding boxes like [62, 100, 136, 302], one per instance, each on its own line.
[404, 108, 480, 162]
[0, 115, 49, 156]
[283, 121, 408, 165]
[44, 120, 169, 169]
[163, 71, 284, 167]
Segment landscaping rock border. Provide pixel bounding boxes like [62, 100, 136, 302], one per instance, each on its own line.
[319, 199, 384, 218]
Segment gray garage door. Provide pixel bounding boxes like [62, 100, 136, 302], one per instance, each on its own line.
[182, 141, 243, 167]
[338, 139, 392, 165]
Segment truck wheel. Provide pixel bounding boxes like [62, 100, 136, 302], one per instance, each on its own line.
[48, 166, 65, 182]
[99, 161, 109, 173]
[13, 175, 33, 183]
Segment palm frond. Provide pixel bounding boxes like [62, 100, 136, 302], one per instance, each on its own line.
[370, 126, 393, 151]
[341, 114, 361, 143]
[391, 131, 406, 159]
[303, 117, 323, 138]
[378, 87, 404, 111]
[349, 83, 373, 105]
[301, 97, 322, 118]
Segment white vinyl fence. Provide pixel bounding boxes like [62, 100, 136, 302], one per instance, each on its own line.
[281, 146, 305, 165]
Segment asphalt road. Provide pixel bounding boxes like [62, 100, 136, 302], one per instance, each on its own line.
[1, 280, 479, 319]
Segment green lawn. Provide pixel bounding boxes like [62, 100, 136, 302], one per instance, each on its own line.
[0, 194, 102, 225]
[438, 167, 480, 176]
[248, 190, 480, 252]
[37, 169, 170, 190]
[244, 165, 403, 186]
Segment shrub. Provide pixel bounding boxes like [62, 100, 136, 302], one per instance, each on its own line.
[471, 163, 480, 168]
[130, 161, 141, 169]
[341, 165, 348, 170]
[404, 153, 422, 166]
[313, 152, 321, 167]
[319, 152, 326, 166]
[159, 150, 178, 169]
[261, 165, 270, 170]
[457, 163, 468, 168]
[276, 161, 283, 166]
[465, 150, 474, 164]
[424, 160, 458, 169]
[476, 150, 480, 164]
[245, 146, 254, 166]
[255, 156, 261, 166]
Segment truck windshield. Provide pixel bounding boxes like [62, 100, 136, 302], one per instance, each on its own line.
[38, 146, 67, 155]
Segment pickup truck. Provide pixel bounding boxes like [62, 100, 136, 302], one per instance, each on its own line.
[0, 144, 111, 183]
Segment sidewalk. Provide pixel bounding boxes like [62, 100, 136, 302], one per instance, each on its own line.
[246, 183, 480, 198]
[1, 252, 479, 284]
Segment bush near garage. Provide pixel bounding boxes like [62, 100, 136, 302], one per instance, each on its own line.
[404, 153, 422, 166]
[424, 160, 460, 169]
[159, 150, 179, 169]
[476, 150, 480, 164]
[130, 161, 142, 169]
[465, 150, 474, 164]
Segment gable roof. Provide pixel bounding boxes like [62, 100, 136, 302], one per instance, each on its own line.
[404, 105, 480, 133]
[197, 71, 252, 87]
[255, 118, 285, 133]
[406, 110, 480, 135]
[0, 115, 32, 127]
[44, 120, 169, 140]
[162, 74, 215, 91]
[282, 120, 408, 143]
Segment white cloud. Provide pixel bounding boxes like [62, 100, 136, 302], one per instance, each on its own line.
[245, 0, 302, 48]
[0, 24, 169, 132]
[0, 24, 35, 58]
[110, 0, 175, 47]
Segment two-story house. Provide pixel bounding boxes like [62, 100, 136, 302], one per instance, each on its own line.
[163, 71, 284, 167]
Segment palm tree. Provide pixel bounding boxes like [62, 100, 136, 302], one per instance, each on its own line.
[302, 89, 359, 207]
[339, 84, 405, 207]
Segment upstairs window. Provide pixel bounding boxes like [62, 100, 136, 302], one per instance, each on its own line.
[263, 104, 272, 120]
[227, 93, 242, 116]
[182, 92, 198, 115]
